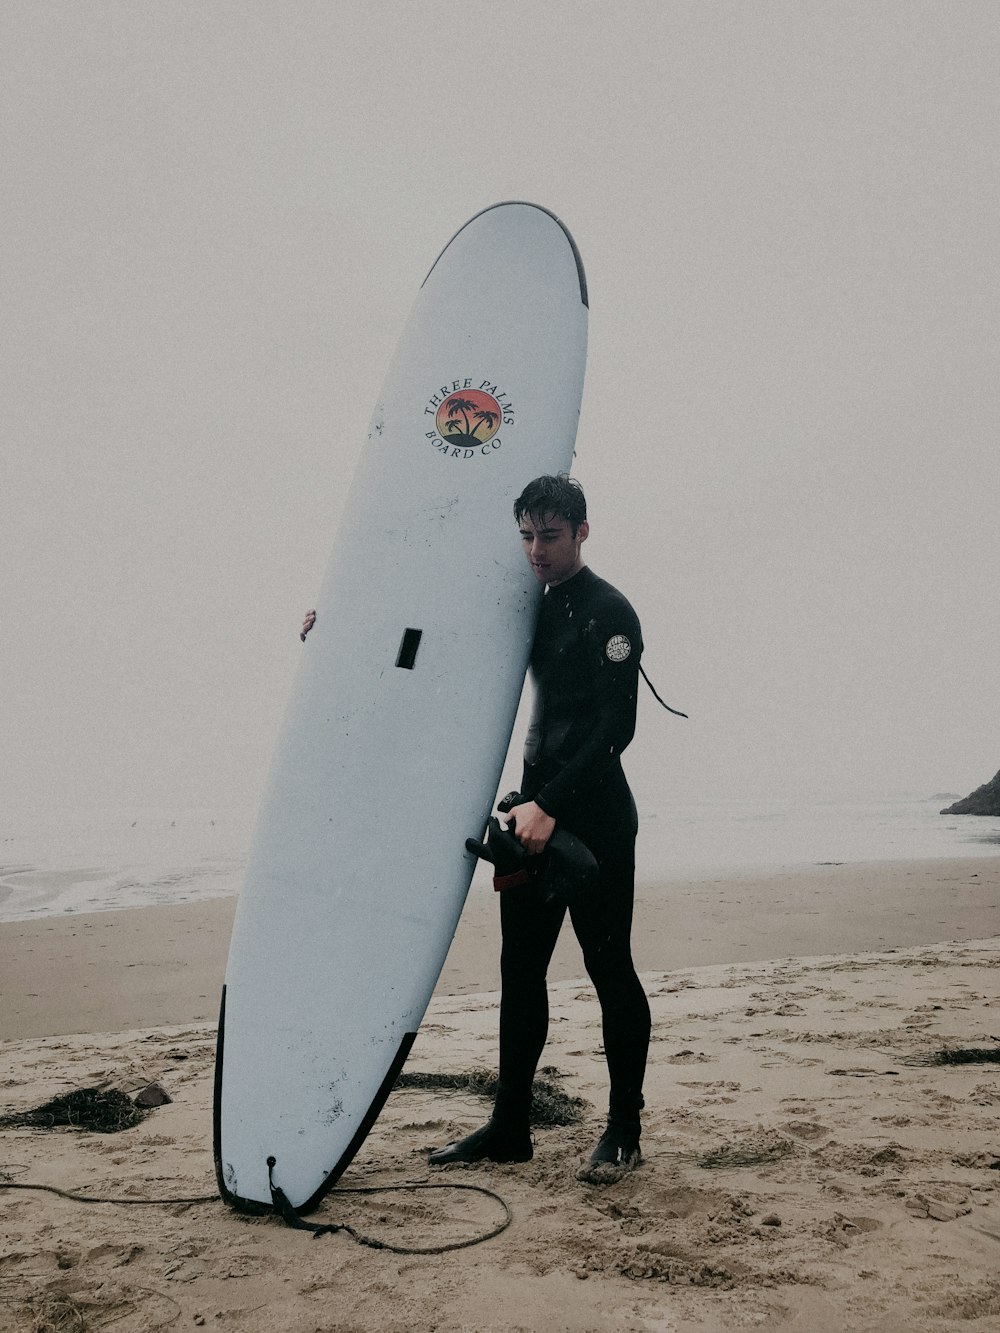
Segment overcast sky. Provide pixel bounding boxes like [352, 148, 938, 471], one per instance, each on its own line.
[3, 1, 997, 822]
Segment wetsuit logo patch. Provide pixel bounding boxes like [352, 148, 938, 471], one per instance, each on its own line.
[422, 379, 515, 460]
[606, 634, 631, 663]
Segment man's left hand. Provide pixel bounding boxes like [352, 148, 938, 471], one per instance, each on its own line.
[507, 801, 556, 855]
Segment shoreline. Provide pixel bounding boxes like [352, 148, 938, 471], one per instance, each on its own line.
[1, 855, 997, 1041]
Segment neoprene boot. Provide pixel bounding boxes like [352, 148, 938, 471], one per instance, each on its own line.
[579, 1092, 643, 1180]
[428, 1081, 533, 1165]
[585, 1117, 641, 1172]
[428, 1118, 532, 1165]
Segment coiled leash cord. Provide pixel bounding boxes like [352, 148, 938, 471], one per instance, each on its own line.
[0, 1172, 512, 1256]
[266, 1159, 511, 1252]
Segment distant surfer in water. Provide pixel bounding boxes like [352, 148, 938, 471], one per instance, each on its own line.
[428, 474, 651, 1182]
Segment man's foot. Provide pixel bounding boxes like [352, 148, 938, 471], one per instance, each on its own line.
[576, 1121, 641, 1184]
[428, 1119, 533, 1166]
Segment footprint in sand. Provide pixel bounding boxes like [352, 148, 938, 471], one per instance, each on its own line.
[816, 1213, 882, 1246]
[780, 1119, 830, 1142]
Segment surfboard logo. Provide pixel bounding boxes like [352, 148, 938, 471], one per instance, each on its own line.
[423, 379, 515, 459]
[435, 389, 501, 445]
[606, 634, 631, 663]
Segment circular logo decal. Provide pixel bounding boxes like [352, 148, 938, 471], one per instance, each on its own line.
[435, 389, 501, 445]
[606, 635, 631, 663]
[423, 380, 515, 460]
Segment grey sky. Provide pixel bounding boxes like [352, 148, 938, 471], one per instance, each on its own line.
[3, 1, 997, 820]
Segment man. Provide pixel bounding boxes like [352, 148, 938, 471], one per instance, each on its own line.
[428, 474, 651, 1179]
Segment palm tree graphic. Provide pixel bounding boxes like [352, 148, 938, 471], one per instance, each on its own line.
[474, 408, 497, 436]
[444, 395, 497, 442]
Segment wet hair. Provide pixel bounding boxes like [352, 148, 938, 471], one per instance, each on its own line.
[513, 475, 587, 535]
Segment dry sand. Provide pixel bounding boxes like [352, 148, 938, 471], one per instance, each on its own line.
[1, 857, 999, 1331]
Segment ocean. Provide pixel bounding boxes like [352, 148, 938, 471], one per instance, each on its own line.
[635, 793, 1000, 885]
[2, 795, 998, 924]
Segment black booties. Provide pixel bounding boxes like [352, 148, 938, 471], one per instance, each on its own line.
[577, 1118, 642, 1183]
[428, 1119, 533, 1166]
[589, 1119, 641, 1168]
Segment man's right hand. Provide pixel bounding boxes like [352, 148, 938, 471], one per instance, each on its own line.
[300, 610, 316, 642]
[507, 800, 556, 856]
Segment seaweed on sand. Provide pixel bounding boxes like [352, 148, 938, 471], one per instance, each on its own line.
[0, 1088, 149, 1134]
[394, 1065, 585, 1127]
[905, 1046, 1000, 1067]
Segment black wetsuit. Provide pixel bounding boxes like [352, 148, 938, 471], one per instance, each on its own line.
[497, 566, 651, 1129]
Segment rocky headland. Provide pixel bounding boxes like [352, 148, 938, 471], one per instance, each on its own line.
[941, 768, 1000, 815]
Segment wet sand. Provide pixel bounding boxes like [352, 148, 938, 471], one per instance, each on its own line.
[2, 857, 998, 1040]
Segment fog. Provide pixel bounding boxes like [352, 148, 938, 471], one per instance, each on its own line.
[3, 1, 997, 825]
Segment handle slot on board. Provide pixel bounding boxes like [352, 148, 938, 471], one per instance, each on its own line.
[396, 628, 423, 670]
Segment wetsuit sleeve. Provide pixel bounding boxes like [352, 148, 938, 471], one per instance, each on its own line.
[533, 607, 641, 820]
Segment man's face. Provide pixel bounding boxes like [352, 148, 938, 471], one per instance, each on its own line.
[518, 511, 589, 586]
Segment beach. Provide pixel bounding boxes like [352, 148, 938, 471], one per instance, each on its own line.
[2, 857, 999, 1331]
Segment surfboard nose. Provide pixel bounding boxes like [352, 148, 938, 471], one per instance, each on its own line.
[422, 200, 588, 308]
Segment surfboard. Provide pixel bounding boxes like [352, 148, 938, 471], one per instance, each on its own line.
[214, 202, 588, 1213]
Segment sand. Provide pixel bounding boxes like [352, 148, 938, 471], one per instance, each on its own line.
[1, 857, 999, 1331]
[3, 857, 998, 1042]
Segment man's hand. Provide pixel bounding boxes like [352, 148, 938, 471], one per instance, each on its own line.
[507, 801, 556, 855]
[300, 610, 316, 642]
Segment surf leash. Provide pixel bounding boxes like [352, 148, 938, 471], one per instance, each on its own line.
[639, 664, 688, 718]
[0, 1177, 215, 1207]
[266, 1157, 512, 1252]
[0, 1168, 512, 1256]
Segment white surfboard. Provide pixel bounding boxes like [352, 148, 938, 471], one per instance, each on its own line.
[214, 202, 588, 1213]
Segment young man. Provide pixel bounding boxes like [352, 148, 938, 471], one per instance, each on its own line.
[429, 474, 651, 1179]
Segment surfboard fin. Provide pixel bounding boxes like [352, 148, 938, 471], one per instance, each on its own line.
[465, 799, 599, 906]
[541, 827, 599, 906]
[465, 818, 531, 890]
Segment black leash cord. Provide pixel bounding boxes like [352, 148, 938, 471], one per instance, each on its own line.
[267, 1160, 512, 1253]
[0, 1181, 214, 1206]
[639, 665, 687, 718]
[0, 1177, 512, 1256]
